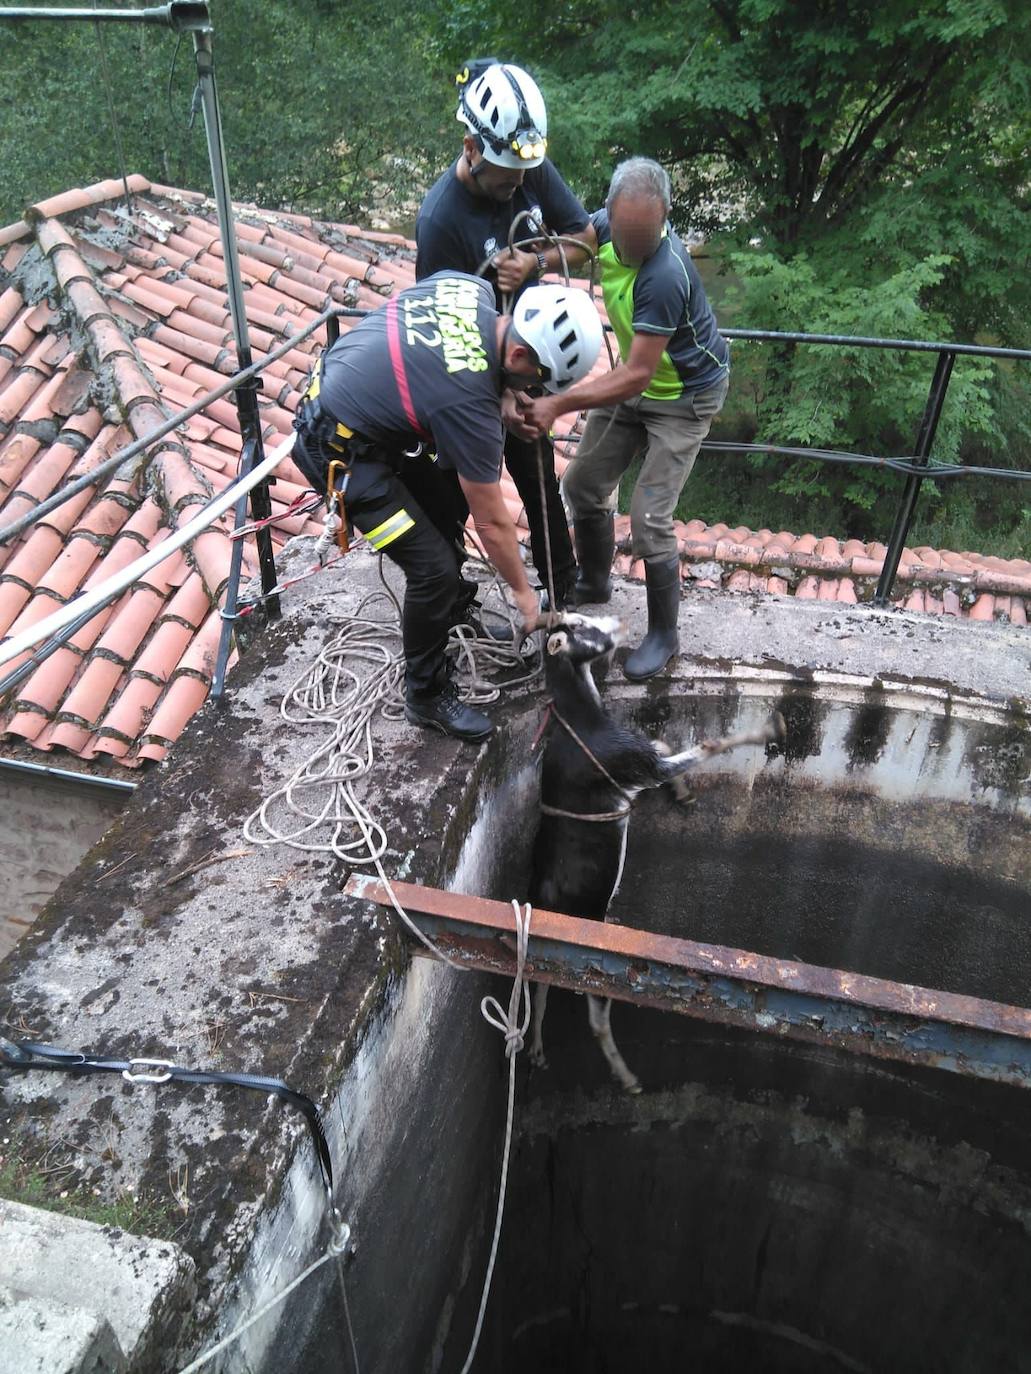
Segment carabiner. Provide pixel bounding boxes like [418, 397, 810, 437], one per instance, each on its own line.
[325, 460, 351, 554]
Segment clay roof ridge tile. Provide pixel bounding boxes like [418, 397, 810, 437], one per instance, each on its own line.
[28, 176, 151, 225]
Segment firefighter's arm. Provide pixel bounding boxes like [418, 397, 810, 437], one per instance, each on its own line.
[460, 475, 539, 631]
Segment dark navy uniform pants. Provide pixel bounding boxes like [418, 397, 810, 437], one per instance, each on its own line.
[293, 432, 469, 698]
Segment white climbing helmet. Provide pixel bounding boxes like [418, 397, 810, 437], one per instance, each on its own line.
[513, 286, 604, 393]
[456, 62, 549, 169]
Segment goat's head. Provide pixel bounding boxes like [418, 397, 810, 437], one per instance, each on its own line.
[533, 611, 627, 664]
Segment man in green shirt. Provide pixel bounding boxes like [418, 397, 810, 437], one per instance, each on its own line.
[524, 158, 730, 679]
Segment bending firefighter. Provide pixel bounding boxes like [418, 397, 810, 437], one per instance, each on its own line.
[291, 273, 602, 742]
[525, 158, 730, 680]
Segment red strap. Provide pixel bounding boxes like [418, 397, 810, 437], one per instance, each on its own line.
[531, 700, 554, 752]
[385, 298, 431, 441]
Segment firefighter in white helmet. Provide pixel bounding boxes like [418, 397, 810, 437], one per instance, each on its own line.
[416, 60, 599, 609]
[290, 276, 602, 742]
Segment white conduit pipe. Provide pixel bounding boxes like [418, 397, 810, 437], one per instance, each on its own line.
[0, 435, 295, 672]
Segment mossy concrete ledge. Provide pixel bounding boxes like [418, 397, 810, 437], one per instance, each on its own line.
[0, 1198, 195, 1372]
[0, 542, 1028, 1373]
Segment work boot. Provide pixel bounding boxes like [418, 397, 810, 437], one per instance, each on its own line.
[457, 605, 514, 643]
[623, 556, 681, 681]
[571, 514, 615, 605]
[405, 679, 494, 742]
[538, 574, 575, 613]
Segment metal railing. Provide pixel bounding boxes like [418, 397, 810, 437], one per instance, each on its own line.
[0, 305, 365, 701]
[714, 328, 1031, 604]
[3, 312, 1030, 701]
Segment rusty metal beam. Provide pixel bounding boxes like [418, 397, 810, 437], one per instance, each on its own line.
[344, 875, 1031, 1089]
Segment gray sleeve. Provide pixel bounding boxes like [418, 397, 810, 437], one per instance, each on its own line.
[632, 252, 690, 336]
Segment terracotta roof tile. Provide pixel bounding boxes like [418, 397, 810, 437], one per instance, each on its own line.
[0, 368, 51, 426]
[1, 173, 1026, 777]
[1, 526, 65, 600]
[35, 537, 101, 602]
[93, 676, 163, 753]
[0, 287, 25, 337]
[0, 579, 33, 636]
[795, 575, 820, 600]
[2, 703, 51, 744]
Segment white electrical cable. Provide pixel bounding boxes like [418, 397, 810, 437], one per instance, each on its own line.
[0, 435, 295, 671]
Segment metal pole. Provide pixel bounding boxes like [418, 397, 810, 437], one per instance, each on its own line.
[190, 28, 280, 620]
[0, 4, 196, 21]
[210, 437, 257, 700]
[0, 757, 137, 794]
[874, 351, 955, 606]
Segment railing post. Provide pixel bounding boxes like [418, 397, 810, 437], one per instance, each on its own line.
[873, 349, 955, 607]
[210, 436, 258, 700]
[190, 26, 280, 622]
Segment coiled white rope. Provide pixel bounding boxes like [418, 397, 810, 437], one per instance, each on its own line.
[243, 560, 539, 964]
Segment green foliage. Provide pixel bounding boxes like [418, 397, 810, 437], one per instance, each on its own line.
[2, 1, 1029, 550]
[0, 0, 450, 225]
[0, 1138, 180, 1239]
[426, 0, 1031, 542]
[723, 247, 994, 484]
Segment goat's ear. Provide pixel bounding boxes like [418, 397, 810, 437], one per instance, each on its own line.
[546, 630, 570, 656]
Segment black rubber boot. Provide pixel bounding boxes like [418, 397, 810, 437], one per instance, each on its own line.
[623, 557, 681, 681]
[405, 680, 493, 742]
[572, 514, 615, 605]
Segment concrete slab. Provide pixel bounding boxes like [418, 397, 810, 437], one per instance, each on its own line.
[0, 1287, 126, 1374]
[0, 1201, 194, 1371]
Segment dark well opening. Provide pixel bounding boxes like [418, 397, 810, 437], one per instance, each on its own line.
[294, 685, 1030, 1374]
[433, 687, 1031, 1374]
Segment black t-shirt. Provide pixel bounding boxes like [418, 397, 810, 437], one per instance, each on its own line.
[415, 158, 589, 309]
[317, 274, 505, 483]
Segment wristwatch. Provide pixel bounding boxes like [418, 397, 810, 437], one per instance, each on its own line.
[534, 251, 548, 279]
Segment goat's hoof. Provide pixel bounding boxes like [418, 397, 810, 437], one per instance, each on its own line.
[623, 1077, 643, 1095]
[529, 1047, 548, 1070]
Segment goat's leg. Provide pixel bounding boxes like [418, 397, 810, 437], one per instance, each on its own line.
[529, 983, 550, 1068]
[660, 711, 786, 774]
[587, 995, 642, 1095]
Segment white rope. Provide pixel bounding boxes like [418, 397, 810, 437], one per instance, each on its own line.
[242, 568, 538, 961]
[459, 900, 533, 1374]
[178, 1249, 336, 1374]
[242, 573, 541, 1372]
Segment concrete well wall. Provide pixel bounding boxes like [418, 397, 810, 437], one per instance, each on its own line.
[1, 555, 1028, 1373]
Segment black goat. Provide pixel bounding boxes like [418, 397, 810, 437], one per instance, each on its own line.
[527, 611, 784, 1093]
